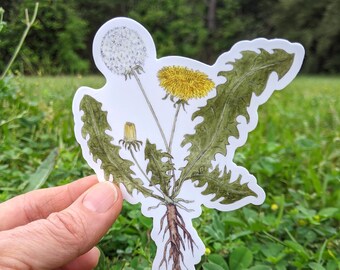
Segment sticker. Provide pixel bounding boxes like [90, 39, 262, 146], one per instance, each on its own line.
[73, 17, 304, 270]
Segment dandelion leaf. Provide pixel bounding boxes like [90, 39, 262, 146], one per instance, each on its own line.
[180, 49, 294, 203]
[144, 140, 175, 194]
[190, 167, 256, 204]
[80, 95, 153, 197]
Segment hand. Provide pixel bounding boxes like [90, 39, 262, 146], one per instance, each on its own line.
[0, 175, 123, 270]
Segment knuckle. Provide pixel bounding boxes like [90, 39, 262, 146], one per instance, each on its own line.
[47, 210, 88, 248]
[23, 192, 44, 222]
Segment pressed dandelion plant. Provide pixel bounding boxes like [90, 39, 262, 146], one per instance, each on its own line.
[73, 17, 304, 270]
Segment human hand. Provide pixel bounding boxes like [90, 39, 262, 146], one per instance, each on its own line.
[0, 175, 123, 270]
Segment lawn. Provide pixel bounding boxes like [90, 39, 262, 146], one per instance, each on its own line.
[0, 75, 339, 270]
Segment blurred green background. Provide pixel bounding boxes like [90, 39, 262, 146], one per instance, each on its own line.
[1, 0, 340, 75]
[0, 1, 339, 269]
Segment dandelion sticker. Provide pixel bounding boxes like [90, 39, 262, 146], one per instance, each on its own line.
[73, 17, 305, 270]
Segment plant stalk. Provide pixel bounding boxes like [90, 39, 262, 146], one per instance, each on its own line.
[129, 148, 169, 198]
[132, 69, 170, 153]
[169, 104, 181, 152]
[1, 2, 39, 80]
[168, 104, 181, 197]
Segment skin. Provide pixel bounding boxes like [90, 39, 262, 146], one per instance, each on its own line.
[0, 175, 123, 270]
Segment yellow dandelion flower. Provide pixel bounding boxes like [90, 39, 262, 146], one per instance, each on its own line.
[157, 66, 215, 101]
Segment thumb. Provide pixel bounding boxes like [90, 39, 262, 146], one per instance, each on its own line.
[0, 182, 123, 270]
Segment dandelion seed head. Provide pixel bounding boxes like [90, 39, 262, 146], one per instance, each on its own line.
[158, 66, 215, 101]
[101, 26, 147, 75]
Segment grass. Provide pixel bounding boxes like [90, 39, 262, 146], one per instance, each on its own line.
[0, 75, 339, 270]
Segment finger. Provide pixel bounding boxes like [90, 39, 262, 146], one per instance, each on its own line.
[0, 175, 98, 230]
[0, 182, 122, 270]
[59, 247, 100, 270]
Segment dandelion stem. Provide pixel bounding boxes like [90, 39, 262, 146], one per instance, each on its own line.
[168, 104, 181, 197]
[130, 149, 149, 182]
[132, 69, 170, 152]
[169, 104, 181, 152]
[130, 148, 170, 199]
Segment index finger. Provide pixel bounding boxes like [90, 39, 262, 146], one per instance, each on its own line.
[0, 175, 98, 231]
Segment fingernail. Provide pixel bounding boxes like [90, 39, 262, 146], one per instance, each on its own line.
[83, 182, 118, 213]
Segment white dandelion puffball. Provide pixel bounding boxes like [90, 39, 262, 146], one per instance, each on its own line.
[100, 26, 147, 75]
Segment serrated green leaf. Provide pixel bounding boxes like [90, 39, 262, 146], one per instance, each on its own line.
[178, 49, 294, 202]
[80, 95, 155, 198]
[144, 139, 174, 194]
[191, 167, 256, 204]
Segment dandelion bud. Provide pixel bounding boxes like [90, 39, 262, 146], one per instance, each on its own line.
[120, 122, 143, 152]
[124, 122, 137, 142]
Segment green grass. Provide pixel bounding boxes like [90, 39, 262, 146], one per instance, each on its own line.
[0, 75, 339, 270]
